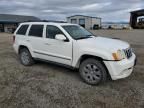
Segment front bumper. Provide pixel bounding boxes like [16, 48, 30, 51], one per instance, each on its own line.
[104, 53, 136, 80]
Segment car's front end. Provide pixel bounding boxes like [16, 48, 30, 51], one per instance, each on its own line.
[76, 36, 137, 81]
[103, 47, 136, 80]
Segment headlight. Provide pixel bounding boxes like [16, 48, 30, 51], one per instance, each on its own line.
[112, 50, 126, 61]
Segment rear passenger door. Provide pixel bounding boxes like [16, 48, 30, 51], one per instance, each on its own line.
[27, 24, 45, 58]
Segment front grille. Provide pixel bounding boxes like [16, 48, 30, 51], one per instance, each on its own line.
[124, 48, 132, 59]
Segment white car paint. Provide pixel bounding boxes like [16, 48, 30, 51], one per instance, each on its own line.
[13, 22, 136, 80]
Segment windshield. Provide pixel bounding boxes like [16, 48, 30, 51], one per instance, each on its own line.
[62, 25, 93, 40]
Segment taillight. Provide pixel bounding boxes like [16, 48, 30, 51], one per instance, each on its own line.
[13, 35, 15, 43]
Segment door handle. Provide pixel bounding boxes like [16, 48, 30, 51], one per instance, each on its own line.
[26, 40, 30, 42]
[45, 43, 51, 45]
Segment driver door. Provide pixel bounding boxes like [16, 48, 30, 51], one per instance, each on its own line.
[41, 25, 72, 65]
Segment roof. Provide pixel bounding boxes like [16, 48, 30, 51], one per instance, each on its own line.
[67, 15, 101, 19]
[131, 9, 144, 13]
[20, 22, 78, 26]
[0, 14, 40, 23]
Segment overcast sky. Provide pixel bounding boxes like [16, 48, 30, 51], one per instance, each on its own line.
[0, 0, 143, 22]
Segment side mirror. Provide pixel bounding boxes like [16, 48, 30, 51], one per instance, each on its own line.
[55, 34, 67, 41]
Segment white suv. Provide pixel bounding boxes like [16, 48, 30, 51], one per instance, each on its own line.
[13, 22, 137, 85]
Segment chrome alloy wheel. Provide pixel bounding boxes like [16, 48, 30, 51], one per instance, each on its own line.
[21, 51, 30, 65]
[82, 64, 102, 83]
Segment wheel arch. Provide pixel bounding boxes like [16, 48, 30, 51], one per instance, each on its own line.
[76, 54, 111, 79]
[18, 45, 29, 54]
[18, 45, 35, 57]
[18, 45, 35, 66]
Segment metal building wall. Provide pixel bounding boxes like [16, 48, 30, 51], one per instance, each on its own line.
[67, 15, 101, 30]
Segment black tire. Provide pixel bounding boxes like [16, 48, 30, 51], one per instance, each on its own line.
[19, 48, 34, 66]
[79, 58, 107, 85]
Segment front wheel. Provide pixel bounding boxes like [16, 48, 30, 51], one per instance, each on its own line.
[79, 58, 107, 85]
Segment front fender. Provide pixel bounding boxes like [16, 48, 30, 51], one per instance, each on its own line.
[72, 48, 113, 68]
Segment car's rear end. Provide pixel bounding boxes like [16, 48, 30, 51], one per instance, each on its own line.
[13, 24, 22, 54]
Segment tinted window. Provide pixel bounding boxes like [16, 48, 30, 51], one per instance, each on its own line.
[29, 25, 44, 37]
[46, 25, 64, 39]
[16, 25, 29, 35]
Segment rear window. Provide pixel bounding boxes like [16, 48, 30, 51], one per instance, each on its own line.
[28, 25, 44, 37]
[16, 25, 29, 35]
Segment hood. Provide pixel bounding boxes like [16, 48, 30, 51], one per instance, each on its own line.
[77, 36, 130, 52]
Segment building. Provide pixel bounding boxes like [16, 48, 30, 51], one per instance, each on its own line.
[0, 14, 40, 33]
[67, 15, 102, 30]
[102, 22, 130, 29]
[130, 9, 144, 29]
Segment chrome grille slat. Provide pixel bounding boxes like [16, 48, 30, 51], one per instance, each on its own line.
[124, 48, 132, 59]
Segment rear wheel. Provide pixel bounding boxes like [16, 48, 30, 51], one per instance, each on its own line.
[79, 58, 107, 85]
[19, 48, 34, 66]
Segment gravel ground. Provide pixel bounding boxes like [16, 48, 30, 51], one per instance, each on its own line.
[0, 30, 144, 108]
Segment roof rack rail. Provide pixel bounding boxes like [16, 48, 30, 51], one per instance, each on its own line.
[42, 20, 67, 23]
[23, 20, 67, 23]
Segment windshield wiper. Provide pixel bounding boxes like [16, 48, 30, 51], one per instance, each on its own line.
[76, 36, 92, 40]
[86, 35, 93, 36]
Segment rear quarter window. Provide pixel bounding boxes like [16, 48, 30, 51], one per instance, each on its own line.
[28, 25, 44, 37]
[16, 25, 29, 35]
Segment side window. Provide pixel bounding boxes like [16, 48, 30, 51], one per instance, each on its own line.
[46, 25, 64, 39]
[29, 25, 44, 37]
[71, 19, 77, 24]
[16, 25, 29, 35]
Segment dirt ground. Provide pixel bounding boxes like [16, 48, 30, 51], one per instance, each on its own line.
[0, 30, 144, 108]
